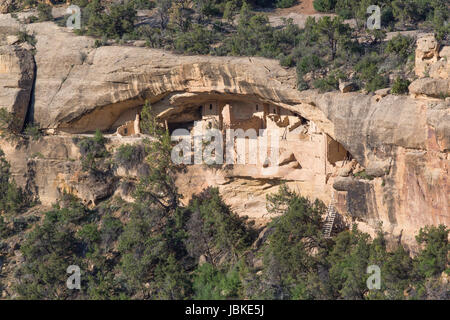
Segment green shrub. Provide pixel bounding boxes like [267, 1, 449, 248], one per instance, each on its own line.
[295, 54, 325, 92]
[279, 54, 295, 68]
[0, 108, 16, 137]
[193, 263, 243, 299]
[355, 53, 388, 92]
[0, 149, 29, 215]
[414, 225, 449, 279]
[385, 34, 415, 61]
[315, 16, 352, 60]
[391, 77, 410, 95]
[37, 3, 53, 22]
[100, 214, 123, 246]
[196, 0, 222, 17]
[94, 39, 103, 48]
[130, 0, 156, 10]
[71, 0, 90, 7]
[381, 5, 395, 28]
[77, 223, 101, 245]
[365, 74, 389, 92]
[174, 25, 217, 54]
[218, 7, 281, 57]
[76, 129, 109, 172]
[16, 31, 36, 46]
[313, 0, 337, 12]
[335, 3, 352, 19]
[82, 0, 137, 39]
[313, 73, 341, 92]
[327, 226, 372, 299]
[24, 123, 42, 141]
[223, 0, 238, 21]
[276, 0, 297, 9]
[15, 199, 87, 299]
[257, 185, 327, 299]
[297, 78, 309, 91]
[103, 3, 137, 38]
[297, 55, 324, 74]
[14, 0, 38, 10]
[114, 144, 145, 170]
[353, 170, 374, 180]
[0, 216, 11, 239]
[186, 187, 255, 262]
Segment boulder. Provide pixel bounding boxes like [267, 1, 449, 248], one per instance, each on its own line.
[375, 88, 391, 97]
[133, 40, 146, 47]
[332, 176, 355, 191]
[409, 78, 450, 98]
[366, 160, 391, 177]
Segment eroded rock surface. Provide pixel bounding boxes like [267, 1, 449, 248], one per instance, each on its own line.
[0, 45, 35, 131]
[0, 16, 448, 249]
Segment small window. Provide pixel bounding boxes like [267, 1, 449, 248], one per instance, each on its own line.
[124, 128, 128, 135]
[256, 105, 259, 111]
[209, 104, 213, 110]
[273, 108, 276, 113]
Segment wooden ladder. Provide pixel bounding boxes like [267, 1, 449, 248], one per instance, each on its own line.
[323, 193, 336, 239]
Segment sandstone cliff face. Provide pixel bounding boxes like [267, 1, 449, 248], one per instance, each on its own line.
[0, 15, 448, 249]
[0, 44, 35, 132]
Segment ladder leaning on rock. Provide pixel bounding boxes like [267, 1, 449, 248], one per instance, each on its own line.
[323, 192, 337, 239]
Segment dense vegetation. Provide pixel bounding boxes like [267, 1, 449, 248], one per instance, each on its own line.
[74, 129, 111, 173]
[0, 108, 41, 141]
[313, 0, 449, 37]
[10, 0, 449, 93]
[0, 150, 29, 216]
[0, 104, 448, 300]
[62, 0, 447, 93]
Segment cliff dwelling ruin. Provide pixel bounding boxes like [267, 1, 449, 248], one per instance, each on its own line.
[102, 96, 351, 186]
